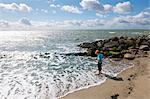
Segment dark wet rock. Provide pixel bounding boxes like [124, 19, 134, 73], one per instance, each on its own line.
[128, 92, 131, 94]
[77, 35, 150, 58]
[111, 94, 119, 99]
[97, 40, 103, 48]
[0, 54, 7, 59]
[33, 57, 38, 59]
[43, 56, 50, 58]
[65, 52, 87, 56]
[45, 52, 50, 55]
[127, 78, 131, 81]
[118, 44, 126, 51]
[78, 42, 97, 48]
[111, 37, 119, 41]
[129, 87, 133, 91]
[87, 48, 97, 57]
[125, 39, 136, 48]
[140, 40, 149, 46]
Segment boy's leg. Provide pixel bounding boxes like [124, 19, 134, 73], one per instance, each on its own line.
[98, 62, 102, 74]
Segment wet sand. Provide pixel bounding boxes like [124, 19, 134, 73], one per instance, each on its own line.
[61, 53, 150, 99]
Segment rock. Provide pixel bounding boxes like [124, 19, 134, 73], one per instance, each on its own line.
[111, 37, 119, 41]
[109, 51, 122, 58]
[124, 53, 135, 60]
[117, 44, 126, 51]
[111, 94, 119, 99]
[139, 45, 149, 51]
[97, 41, 103, 48]
[140, 40, 149, 46]
[78, 42, 97, 48]
[86, 48, 97, 57]
[77, 35, 149, 58]
[119, 39, 125, 44]
[65, 52, 87, 56]
[125, 39, 135, 48]
[104, 41, 119, 48]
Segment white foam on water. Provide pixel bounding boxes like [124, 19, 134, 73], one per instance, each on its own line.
[109, 31, 116, 34]
[0, 51, 134, 99]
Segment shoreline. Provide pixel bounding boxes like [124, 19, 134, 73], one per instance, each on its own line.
[61, 53, 150, 99]
[58, 59, 134, 99]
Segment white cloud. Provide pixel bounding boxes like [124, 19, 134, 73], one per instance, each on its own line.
[41, 9, 48, 13]
[96, 13, 106, 18]
[61, 5, 82, 14]
[0, 11, 149, 30]
[80, 1, 132, 14]
[0, 3, 32, 12]
[123, 12, 149, 25]
[19, 18, 31, 26]
[80, 0, 104, 12]
[0, 20, 9, 27]
[103, 4, 113, 13]
[114, 1, 132, 14]
[50, 4, 60, 8]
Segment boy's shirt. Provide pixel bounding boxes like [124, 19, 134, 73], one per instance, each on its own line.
[97, 53, 104, 63]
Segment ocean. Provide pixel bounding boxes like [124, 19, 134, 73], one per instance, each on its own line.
[0, 30, 149, 99]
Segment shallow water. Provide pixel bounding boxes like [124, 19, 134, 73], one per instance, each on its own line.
[0, 30, 149, 99]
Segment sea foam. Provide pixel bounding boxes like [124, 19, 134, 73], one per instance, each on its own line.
[0, 51, 133, 99]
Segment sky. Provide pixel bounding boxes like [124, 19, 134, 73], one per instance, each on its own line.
[0, 0, 150, 30]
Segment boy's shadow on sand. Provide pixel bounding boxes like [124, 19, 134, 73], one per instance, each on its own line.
[103, 74, 123, 81]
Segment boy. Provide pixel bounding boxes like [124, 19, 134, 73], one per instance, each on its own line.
[95, 50, 104, 74]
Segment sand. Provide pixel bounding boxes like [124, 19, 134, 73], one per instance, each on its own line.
[61, 53, 150, 99]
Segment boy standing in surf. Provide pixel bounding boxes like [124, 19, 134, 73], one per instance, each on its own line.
[95, 50, 104, 75]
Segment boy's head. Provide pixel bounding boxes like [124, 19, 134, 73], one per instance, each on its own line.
[95, 50, 100, 55]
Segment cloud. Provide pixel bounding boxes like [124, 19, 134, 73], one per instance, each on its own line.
[80, 0, 104, 12]
[80, 1, 132, 14]
[96, 13, 106, 18]
[41, 9, 48, 13]
[0, 3, 32, 12]
[0, 11, 149, 30]
[19, 18, 31, 26]
[0, 20, 9, 27]
[114, 1, 132, 14]
[50, 4, 60, 8]
[61, 5, 82, 14]
[113, 12, 150, 25]
[103, 4, 113, 13]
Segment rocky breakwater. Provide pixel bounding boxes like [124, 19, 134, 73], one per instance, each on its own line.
[77, 35, 150, 60]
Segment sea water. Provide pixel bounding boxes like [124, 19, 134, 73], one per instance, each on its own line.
[0, 30, 149, 99]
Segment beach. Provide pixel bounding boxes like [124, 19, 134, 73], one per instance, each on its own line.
[61, 52, 150, 99]
[0, 31, 149, 99]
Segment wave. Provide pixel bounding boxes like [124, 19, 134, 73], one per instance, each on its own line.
[0, 51, 134, 99]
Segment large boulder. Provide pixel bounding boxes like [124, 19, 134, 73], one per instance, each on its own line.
[86, 48, 97, 57]
[78, 42, 97, 48]
[109, 51, 123, 58]
[125, 39, 136, 48]
[65, 52, 87, 56]
[97, 40, 103, 48]
[119, 39, 125, 44]
[104, 41, 119, 48]
[139, 45, 149, 51]
[124, 53, 135, 60]
[140, 40, 149, 46]
[111, 37, 119, 41]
